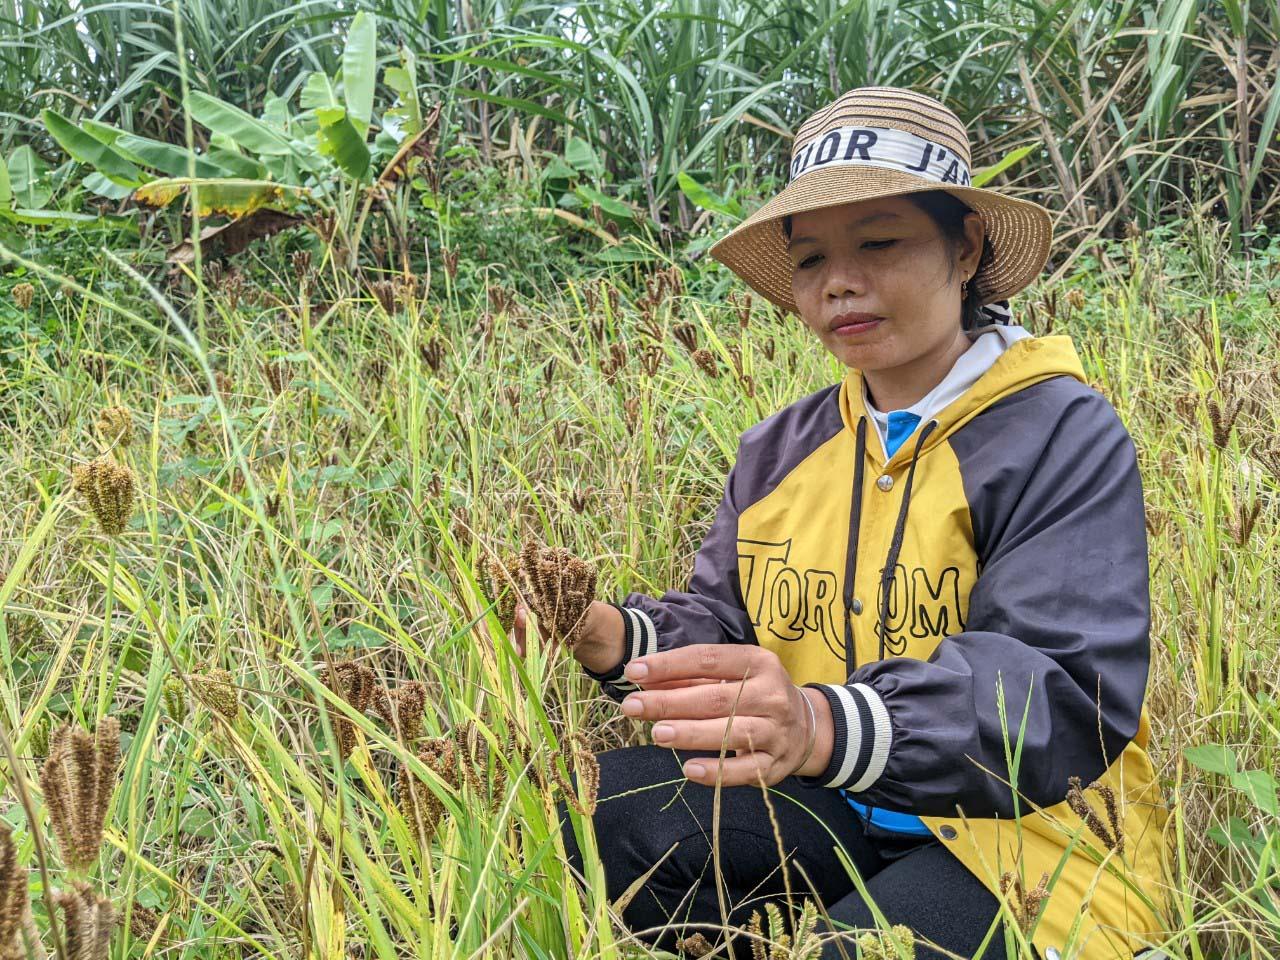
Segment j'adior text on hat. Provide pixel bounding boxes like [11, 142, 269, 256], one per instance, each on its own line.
[789, 125, 972, 187]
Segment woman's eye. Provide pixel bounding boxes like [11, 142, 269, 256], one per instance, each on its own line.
[797, 240, 895, 268]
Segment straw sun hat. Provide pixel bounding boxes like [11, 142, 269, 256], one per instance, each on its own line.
[708, 85, 1053, 315]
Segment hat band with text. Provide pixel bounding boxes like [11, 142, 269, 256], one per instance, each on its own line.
[788, 125, 972, 187]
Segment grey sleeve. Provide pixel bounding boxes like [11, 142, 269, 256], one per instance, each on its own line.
[798, 388, 1151, 818]
[585, 438, 758, 702]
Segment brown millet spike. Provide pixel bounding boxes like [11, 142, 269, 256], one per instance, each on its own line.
[675, 932, 712, 957]
[398, 759, 443, 840]
[94, 406, 133, 445]
[40, 718, 120, 874]
[747, 910, 767, 960]
[72, 458, 137, 536]
[322, 660, 376, 757]
[374, 681, 426, 743]
[1089, 779, 1125, 856]
[190, 669, 240, 719]
[90, 718, 120, 856]
[40, 730, 77, 872]
[0, 825, 29, 960]
[1065, 775, 1118, 853]
[53, 880, 116, 960]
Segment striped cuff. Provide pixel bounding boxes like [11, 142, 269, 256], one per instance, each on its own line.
[582, 604, 658, 699]
[796, 682, 892, 792]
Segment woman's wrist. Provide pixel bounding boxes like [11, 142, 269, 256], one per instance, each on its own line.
[795, 687, 834, 779]
[574, 601, 628, 674]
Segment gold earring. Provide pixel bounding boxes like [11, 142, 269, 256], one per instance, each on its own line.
[960, 278, 969, 299]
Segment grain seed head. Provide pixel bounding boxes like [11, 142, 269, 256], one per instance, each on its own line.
[853, 924, 916, 960]
[550, 732, 599, 817]
[321, 659, 378, 759]
[39, 717, 121, 874]
[999, 869, 1050, 935]
[52, 880, 116, 960]
[398, 735, 463, 843]
[1065, 775, 1125, 855]
[10, 284, 34, 311]
[510, 540, 598, 649]
[94, 406, 133, 445]
[0, 823, 39, 960]
[72, 458, 137, 536]
[692, 348, 719, 378]
[189, 669, 241, 721]
[371, 680, 427, 744]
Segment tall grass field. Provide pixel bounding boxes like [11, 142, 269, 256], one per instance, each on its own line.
[0, 207, 1277, 958]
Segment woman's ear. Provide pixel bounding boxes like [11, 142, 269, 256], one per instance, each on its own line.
[960, 212, 985, 278]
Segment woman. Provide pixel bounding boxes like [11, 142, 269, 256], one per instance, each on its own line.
[514, 86, 1170, 960]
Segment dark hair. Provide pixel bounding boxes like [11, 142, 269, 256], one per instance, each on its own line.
[781, 190, 996, 332]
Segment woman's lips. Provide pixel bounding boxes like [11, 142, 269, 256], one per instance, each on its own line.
[831, 317, 884, 336]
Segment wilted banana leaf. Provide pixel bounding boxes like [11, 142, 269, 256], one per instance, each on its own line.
[166, 208, 303, 264]
[134, 178, 311, 216]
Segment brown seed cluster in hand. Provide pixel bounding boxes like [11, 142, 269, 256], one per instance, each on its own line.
[519, 541, 598, 648]
[72, 457, 137, 536]
[484, 541, 597, 648]
[39, 716, 121, 874]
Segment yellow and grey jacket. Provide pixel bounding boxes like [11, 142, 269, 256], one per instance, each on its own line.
[587, 331, 1171, 959]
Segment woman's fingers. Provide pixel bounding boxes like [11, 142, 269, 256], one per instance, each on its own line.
[637, 677, 725, 691]
[620, 682, 758, 722]
[514, 603, 527, 656]
[649, 715, 776, 755]
[679, 750, 781, 788]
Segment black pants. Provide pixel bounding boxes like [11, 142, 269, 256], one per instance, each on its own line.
[559, 746, 1030, 960]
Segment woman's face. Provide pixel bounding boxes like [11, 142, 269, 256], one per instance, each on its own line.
[787, 195, 983, 372]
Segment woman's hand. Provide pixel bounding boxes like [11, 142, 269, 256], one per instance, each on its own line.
[613, 645, 828, 787]
[513, 599, 632, 675]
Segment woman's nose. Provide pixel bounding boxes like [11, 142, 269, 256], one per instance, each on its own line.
[823, 256, 868, 300]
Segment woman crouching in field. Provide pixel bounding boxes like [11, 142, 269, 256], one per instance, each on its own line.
[515, 86, 1171, 960]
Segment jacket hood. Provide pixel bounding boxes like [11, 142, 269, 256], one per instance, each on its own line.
[838, 334, 1088, 469]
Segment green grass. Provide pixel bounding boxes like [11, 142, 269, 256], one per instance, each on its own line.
[0, 211, 1278, 958]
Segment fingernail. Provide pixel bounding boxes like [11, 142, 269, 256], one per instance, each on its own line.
[652, 723, 673, 742]
[621, 696, 643, 716]
[624, 661, 648, 680]
[684, 763, 704, 779]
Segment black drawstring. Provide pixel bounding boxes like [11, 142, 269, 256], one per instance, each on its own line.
[842, 417, 868, 682]
[875, 419, 938, 661]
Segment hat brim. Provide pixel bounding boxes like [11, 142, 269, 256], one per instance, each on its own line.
[706, 167, 1052, 315]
